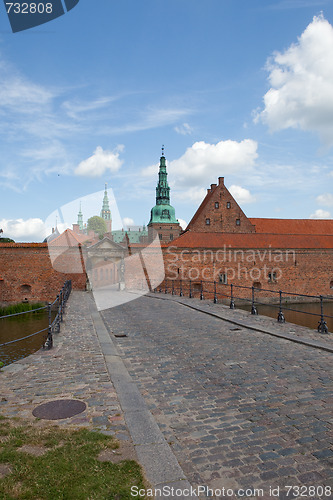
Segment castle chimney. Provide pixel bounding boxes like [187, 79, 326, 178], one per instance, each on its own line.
[211, 183, 217, 191]
[218, 177, 224, 185]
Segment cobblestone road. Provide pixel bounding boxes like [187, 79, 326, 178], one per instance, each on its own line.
[1, 292, 129, 440]
[102, 294, 333, 500]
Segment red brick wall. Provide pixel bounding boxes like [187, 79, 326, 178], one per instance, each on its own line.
[161, 246, 333, 300]
[148, 223, 181, 244]
[0, 245, 86, 304]
[187, 177, 256, 233]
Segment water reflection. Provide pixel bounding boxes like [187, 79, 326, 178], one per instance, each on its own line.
[0, 311, 49, 366]
[237, 301, 333, 332]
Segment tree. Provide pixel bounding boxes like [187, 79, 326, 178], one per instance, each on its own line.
[87, 216, 107, 238]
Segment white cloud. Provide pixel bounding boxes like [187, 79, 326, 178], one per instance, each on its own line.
[62, 97, 115, 119]
[309, 209, 331, 219]
[177, 218, 188, 230]
[123, 217, 134, 227]
[142, 140, 258, 188]
[0, 218, 47, 242]
[173, 186, 207, 204]
[229, 185, 256, 204]
[174, 123, 193, 135]
[75, 145, 124, 177]
[316, 193, 333, 207]
[255, 15, 333, 145]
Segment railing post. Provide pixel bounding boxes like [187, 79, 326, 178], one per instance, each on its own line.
[172, 280, 175, 295]
[251, 286, 258, 315]
[277, 290, 285, 323]
[189, 279, 192, 298]
[165, 279, 168, 294]
[60, 289, 64, 323]
[43, 302, 53, 350]
[213, 281, 217, 304]
[318, 295, 329, 334]
[200, 280, 204, 300]
[230, 283, 235, 309]
[179, 279, 183, 297]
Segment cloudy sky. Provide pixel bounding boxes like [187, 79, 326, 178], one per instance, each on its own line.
[0, 0, 333, 241]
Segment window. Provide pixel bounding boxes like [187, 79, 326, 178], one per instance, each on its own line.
[331, 280, 333, 289]
[219, 273, 227, 284]
[205, 218, 210, 225]
[159, 233, 163, 240]
[236, 219, 240, 226]
[268, 272, 277, 283]
[21, 284, 31, 293]
[226, 202, 231, 209]
[170, 234, 173, 240]
[253, 282, 261, 289]
[215, 202, 219, 209]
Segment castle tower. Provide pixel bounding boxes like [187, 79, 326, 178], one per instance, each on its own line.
[148, 147, 181, 243]
[77, 202, 84, 231]
[100, 183, 112, 232]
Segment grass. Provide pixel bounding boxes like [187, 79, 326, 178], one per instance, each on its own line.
[0, 416, 147, 499]
[0, 303, 46, 318]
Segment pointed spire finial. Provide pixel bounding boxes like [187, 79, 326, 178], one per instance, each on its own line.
[161, 145, 165, 157]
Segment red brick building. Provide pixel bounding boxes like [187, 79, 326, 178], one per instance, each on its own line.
[163, 178, 333, 299]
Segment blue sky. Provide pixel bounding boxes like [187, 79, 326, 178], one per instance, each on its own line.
[0, 0, 333, 241]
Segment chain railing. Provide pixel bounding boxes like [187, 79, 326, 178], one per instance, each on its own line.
[0, 280, 72, 352]
[154, 279, 332, 334]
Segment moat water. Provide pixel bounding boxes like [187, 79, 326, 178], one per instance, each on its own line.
[0, 310, 49, 367]
[237, 300, 333, 333]
[1, 299, 332, 367]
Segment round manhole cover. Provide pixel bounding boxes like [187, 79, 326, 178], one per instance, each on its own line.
[32, 399, 86, 420]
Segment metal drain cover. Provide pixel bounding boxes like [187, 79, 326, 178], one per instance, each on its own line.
[32, 399, 86, 420]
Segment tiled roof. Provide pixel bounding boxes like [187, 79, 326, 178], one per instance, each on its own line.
[170, 231, 333, 249]
[250, 218, 333, 235]
[49, 229, 90, 247]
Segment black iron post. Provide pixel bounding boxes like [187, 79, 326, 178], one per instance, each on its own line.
[172, 280, 175, 295]
[44, 302, 53, 349]
[189, 279, 192, 298]
[213, 281, 217, 303]
[60, 289, 64, 322]
[200, 280, 204, 300]
[230, 283, 235, 309]
[318, 295, 329, 334]
[251, 286, 258, 315]
[165, 279, 168, 294]
[277, 290, 285, 323]
[180, 279, 183, 297]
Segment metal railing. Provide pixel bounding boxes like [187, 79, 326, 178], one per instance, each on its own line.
[0, 280, 72, 351]
[154, 279, 332, 334]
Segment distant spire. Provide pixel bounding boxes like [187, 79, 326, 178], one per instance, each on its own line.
[77, 202, 83, 230]
[101, 183, 112, 221]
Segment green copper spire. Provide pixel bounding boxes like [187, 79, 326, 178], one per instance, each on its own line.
[77, 202, 83, 230]
[100, 183, 112, 221]
[148, 149, 178, 224]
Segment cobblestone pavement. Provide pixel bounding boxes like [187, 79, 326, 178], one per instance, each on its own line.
[102, 293, 333, 500]
[0, 292, 129, 441]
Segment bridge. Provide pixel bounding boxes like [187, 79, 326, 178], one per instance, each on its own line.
[1, 290, 332, 498]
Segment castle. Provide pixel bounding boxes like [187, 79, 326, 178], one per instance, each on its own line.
[0, 150, 332, 304]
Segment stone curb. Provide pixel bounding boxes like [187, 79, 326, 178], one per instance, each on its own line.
[89, 300, 197, 498]
[147, 293, 333, 354]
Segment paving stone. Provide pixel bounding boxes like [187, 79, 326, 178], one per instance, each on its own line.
[102, 292, 333, 494]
